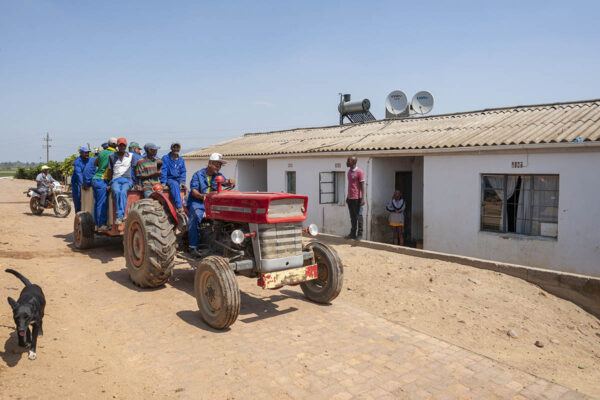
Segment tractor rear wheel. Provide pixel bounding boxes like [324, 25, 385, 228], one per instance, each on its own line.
[30, 197, 43, 215]
[300, 241, 343, 304]
[194, 256, 240, 329]
[74, 211, 95, 249]
[124, 199, 177, 288]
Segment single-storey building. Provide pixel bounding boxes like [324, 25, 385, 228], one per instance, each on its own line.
[184, 99, 600, 277]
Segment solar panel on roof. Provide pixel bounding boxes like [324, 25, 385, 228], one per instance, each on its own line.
[345, 111, 376, 123]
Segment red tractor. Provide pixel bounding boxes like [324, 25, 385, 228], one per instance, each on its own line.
[73, 178, 343, 329]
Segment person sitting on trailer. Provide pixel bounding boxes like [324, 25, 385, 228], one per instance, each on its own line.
[71, 146, 91, 213]
[160, 142, 186, 214]
[187, 153, 235, 256]
[128, 142, 143, 187]
[92, 138, 117, 231]
[136, 143, 162, 198]
[108, 138, 134, 227]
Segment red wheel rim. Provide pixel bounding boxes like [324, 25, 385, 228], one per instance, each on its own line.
[128, 220, 145, 268]
[74, 216, 82, 244]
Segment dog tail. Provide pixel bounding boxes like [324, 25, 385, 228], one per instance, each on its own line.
[5, 269, 32, 287]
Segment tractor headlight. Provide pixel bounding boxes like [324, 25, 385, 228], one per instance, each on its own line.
[308, 223, 319, 237]
[231, 229, 245, 245]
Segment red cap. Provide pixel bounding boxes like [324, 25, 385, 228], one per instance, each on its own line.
[117, 137, 127, 145]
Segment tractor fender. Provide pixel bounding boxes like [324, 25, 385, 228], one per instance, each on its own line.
[149, 191, 179, 225]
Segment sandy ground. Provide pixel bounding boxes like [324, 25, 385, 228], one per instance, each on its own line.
[336, 245, 600, 397]
[0, 178, 599, 398]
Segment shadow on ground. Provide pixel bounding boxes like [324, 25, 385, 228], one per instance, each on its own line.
[0, 332, 26, 368]
[104, 269, 165, 293]
[54, 232, 123, 264]
[168, 269, 301, 327]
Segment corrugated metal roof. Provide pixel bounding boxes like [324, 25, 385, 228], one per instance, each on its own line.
[184, 99, 600, 159]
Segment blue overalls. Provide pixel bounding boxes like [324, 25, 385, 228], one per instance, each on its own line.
[187, 168, 225, 249]
[161, 153, 186, 209]
[71, 156, 89, 213]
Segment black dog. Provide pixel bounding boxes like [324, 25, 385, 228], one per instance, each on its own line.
[6, 269, 46, 360]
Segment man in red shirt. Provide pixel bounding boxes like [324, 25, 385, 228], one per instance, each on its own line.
[346, 156, 365, 240]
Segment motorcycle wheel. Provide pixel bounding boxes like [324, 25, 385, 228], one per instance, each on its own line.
[54, 196, 71, 218]
[30, 197, 43, 215]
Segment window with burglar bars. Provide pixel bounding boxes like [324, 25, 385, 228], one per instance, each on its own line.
[319, 171, 345, 204]
[286, 171, 296, 194]
[481, 174, 559, 238]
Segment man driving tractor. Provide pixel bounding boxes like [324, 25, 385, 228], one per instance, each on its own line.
[187, 153, 235, 256]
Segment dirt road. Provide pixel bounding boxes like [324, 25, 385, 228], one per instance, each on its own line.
[0, 179, 598, 399]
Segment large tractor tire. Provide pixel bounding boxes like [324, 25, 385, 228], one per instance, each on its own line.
[74, 211, 95, 249]
[54, 196, 71, 218]
[300, 241, 344, 304]
[30, 197, 43, 215]
[194, 256, 240, 330]
[124, 199, 177, 288]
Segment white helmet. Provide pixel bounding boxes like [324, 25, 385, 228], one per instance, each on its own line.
[209, 153, 227, 164]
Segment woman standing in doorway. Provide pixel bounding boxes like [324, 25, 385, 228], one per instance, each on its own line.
[386, 190, 406, 246]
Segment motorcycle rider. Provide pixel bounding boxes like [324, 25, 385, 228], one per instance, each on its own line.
[187, 153, 235, 256]
[71, 146, 91, 213]
[35, 165, 56, 207]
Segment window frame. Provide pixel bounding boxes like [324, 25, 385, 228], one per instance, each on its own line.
[319, 171, 346, 205]
[480, 173, 559, 238]
[285, 171, 296, 194]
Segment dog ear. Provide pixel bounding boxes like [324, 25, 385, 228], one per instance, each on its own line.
[7, 297, 17, 309]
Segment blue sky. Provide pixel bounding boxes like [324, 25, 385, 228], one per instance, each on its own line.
[1, 0, 599, 162]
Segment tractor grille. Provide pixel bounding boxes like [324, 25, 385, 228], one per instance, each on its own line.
[258, 223, 303, 259]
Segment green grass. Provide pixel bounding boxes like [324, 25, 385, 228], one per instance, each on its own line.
[0, 170, 16, 177]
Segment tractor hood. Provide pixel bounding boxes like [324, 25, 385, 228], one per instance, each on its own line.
[203, 191, 308, 224]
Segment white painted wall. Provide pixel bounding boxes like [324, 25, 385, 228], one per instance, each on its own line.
[237, 159, 267, 192]
[267, 157, 353, 233]
[368, 157, 423, 243]
[423, 150, 600, 277]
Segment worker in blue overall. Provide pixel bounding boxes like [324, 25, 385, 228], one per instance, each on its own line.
[161, 142, 186, 213]
[71, 146, 91, 213]
[128, 142, 143, 187]
[187, 153, 234, 256]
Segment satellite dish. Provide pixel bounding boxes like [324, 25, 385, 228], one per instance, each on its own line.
[411, 91, 434, 115]
[385, 90, 408, 116]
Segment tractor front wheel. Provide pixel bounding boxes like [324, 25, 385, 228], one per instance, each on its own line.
[124, 199, 177, 288]
[74, 211, 95, 249]
[300, 241, 344, 304]
[194, 256, 240, 330]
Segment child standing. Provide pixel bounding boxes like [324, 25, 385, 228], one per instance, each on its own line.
[386, 190, 406, 246]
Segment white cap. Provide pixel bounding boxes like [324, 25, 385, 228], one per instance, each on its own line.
[209, 153, 227, 164]
[108, 137, 118, 145]
[41, 165, 50, 170]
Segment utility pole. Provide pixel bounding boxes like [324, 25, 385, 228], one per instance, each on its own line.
[42, 132, 52, 163]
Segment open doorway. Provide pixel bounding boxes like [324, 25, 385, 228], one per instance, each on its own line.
[395, 171, 413, 245]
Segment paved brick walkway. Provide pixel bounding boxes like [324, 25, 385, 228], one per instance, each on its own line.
[125, 268, 588, 400]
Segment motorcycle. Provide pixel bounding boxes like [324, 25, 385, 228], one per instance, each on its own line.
[25, 181, 72, 218]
